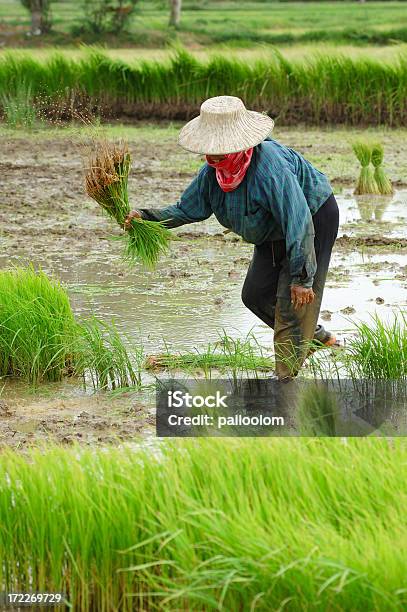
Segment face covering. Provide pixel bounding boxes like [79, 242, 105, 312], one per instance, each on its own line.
[206, 148, 254, 192]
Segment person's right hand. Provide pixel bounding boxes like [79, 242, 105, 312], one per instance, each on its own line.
[124, 209, 142, 230]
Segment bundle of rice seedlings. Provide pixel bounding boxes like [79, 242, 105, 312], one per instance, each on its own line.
[85, 141, 171, 268]
[344, 312, 407, 380]
[75, 318, 143, 390]
[0, 266, 143, 388]
[145, 334, 273, 376]
[371, 143, 394, 195]
[0, 266, 77, 384]
[145, 352, 273, 373]
[352, 141, 379, 195]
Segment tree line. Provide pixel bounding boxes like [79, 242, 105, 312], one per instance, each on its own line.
[21, 0, 182, 36]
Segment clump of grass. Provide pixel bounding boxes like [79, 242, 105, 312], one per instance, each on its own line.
[344, 312, 407, 380]
[76, 317, 143, 390]
[1, 80, 37, 129]
[85, 141, 171, 268]
[0, 439, 406, 610]
[0, 266, 77, 384]
[352, 141, 379, 195]
[371, 143, 394, 195]
[0, 266, 143, 388]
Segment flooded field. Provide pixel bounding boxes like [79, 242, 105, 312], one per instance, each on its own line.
[0, 126, 406, 447]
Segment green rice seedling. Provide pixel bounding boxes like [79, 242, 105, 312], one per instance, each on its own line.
[145, 351, 273, 373]
[0, 266, 77, 384]
[352, 141, 379, 195]
[75, 317, 143, 390]
[371, 142, 394, 195]
[344, 312, 407, 380]
[1, 80, 37, 128]
[145, 333, 273, 378]
[0, 266, 143, 389]
[0, 439, 407, 610]
[85, 141, 171, 268]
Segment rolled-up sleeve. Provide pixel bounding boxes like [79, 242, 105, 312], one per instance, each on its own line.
[268, 170, 317, 288]
[139, 166, 212, 229]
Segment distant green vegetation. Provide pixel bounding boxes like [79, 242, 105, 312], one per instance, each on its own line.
[0, 49, 405, 125]
[1, 438, 406, 610]
[1, 1, 407, 47]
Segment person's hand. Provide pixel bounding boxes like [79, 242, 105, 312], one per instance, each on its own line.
[124, 209, 142, 230]
[290, 285, 315, 310]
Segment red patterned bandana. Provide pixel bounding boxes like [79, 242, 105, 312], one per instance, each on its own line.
[206, 148, 254, 192]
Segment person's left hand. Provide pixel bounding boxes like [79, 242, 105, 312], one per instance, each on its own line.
[290, 285, 315, 310]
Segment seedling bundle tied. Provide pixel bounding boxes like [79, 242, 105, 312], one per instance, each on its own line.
[352, 140, 393, 195]
[85, 141, 171, 268]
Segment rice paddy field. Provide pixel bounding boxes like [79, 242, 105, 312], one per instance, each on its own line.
[0, 1, 407, 608]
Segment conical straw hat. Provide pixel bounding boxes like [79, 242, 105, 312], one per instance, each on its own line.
[178, 96, 274, 155]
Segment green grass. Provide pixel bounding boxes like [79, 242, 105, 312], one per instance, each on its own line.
[0, 438, 406, 610]
[0, 266, 142, 387]
[1, 48, 406, 125]
[344, 312, 407, 380]
[1, 79, 37, 128]
[77, 317, 143, 390]
[0, 266, 77, 383]
[2, 1, 407, 47]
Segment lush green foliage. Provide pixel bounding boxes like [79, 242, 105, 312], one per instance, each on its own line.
[2, 1, 407, 47]
[0, 266, 77, 383]
[0, 266, 142, 387]
[0, 48, 406, 125]
[0, 438, 406, 610]
[345, 312, 407, 380]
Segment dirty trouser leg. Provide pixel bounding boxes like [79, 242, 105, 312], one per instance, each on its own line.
[274, 194, 340, 379]
[241, 239, 286, 328]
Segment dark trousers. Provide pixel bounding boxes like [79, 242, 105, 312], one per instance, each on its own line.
[241, 194, 339, 378]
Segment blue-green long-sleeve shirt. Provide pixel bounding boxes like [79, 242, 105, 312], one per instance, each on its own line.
[141, 138, 333, 287]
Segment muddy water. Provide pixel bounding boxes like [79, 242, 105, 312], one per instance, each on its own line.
[2, 189, 405, 352]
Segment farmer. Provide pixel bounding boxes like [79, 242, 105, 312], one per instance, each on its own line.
[125, 96, 339, 380]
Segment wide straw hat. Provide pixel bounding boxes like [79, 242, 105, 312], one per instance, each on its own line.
[178, 95, 274, 155]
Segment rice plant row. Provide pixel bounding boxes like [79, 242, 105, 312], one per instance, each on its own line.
[0, 438, 406, 610]
[0, 48, 406, 125]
